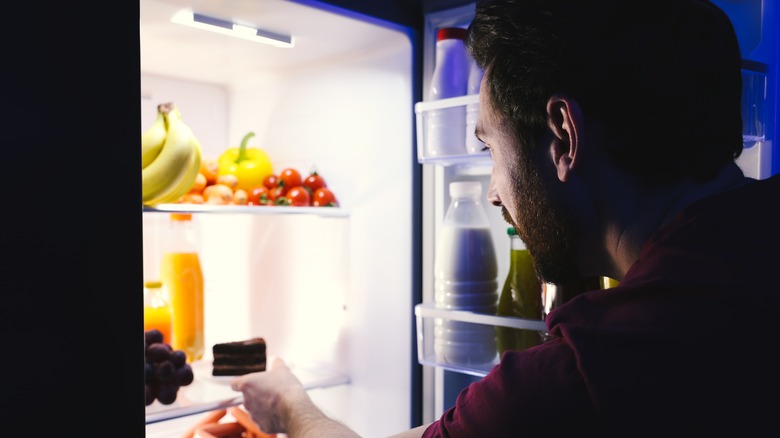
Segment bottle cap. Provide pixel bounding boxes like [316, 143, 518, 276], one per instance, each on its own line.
[437, 27, 467, 41]
[449, 181, 481, 198]
[170, 213, 192, 221]
[507, 227, 517, 236]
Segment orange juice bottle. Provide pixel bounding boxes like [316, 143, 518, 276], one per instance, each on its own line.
[143, 280, 173, 345]
[160, 213, 204, 363]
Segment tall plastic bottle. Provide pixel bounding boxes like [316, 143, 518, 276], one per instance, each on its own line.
[496, 227, 543, 356]
[433, 181, 498, 366]
[425, 27, 469, 157]
[465, 55, 485, 154]
[160, 213, 204, 363]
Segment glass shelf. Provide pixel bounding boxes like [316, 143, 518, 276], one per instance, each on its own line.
[145, 359, 349, 424]
[415, 94, 493, 167]
[143, 203, 349, 218]
[414, 303, 547, 377]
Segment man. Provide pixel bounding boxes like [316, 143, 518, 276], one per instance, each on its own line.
[232, 0, 780, 436]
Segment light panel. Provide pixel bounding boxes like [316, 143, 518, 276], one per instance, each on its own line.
[171, 9, 294, 48]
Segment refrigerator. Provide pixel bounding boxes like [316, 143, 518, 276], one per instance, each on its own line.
[140, 0, 421, 436]
[3, 0, 775, 436]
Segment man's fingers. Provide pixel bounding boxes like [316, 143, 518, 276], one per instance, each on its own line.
[271, 357, 285, 370]
[230, 375, 246, 391]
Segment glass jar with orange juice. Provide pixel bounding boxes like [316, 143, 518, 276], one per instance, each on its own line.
[160, 213, 204, 363]
[143, 280, 172, 344]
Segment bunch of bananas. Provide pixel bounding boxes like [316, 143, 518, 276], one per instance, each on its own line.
[142, 102, 202, 206]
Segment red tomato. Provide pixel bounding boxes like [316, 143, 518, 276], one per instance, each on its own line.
[271, 184, 287, 201]
[247, 186, 273, 205]
[279, 168, 302, 191]
[262, 174, 278, 190]
[312, 187, 338, 207]
[285, 186, 311, 207]
[303, 171, 327, 194]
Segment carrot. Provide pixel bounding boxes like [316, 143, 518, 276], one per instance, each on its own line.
[229, 406, 276, 437]
[179, 409, 227, 438]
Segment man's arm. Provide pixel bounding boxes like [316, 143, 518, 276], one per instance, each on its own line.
[232, 357, 431, 438]
[387, 424, 430, 438]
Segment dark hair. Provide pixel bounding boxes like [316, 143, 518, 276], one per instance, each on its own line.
[466, 0, 743, 184]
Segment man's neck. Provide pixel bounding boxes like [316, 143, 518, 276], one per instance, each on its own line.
[611, 163, 747, 279]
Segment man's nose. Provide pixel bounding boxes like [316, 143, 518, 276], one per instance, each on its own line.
[487, 176, 501, 207]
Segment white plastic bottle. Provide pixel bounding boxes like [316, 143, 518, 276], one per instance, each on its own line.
[433, 181, 498, 366]
[465, 56, 486, 154]
[425, 27, 469, 157]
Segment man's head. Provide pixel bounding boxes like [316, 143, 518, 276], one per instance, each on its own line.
[467, 0, 743, 283]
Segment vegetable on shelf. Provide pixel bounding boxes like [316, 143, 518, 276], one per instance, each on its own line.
[303, 168, 327, 194]
[217, 132, 274, 192]
[312, 187, 338, 207]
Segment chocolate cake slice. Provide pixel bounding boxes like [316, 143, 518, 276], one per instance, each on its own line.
[212, 337, 267, 376]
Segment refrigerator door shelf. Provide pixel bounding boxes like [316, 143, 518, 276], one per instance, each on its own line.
[145, 359, 349, 424]
[416, 94, 492, 167]
[415, 303, 546, 377]
[143, 204, 350, 218]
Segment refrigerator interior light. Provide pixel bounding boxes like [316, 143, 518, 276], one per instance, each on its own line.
[171, 9, 294, 48]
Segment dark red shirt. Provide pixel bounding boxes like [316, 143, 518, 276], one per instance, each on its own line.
[423, 174, 780, 437]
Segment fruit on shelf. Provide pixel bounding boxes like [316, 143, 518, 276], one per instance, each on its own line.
[312, 187, 338, 207]
[144, 328, 195, 406]
[141, 109, 167, 169]
[303, 168, 327, 194]
[141, 103, 202, 206]
[200, 157, 220, 185]
[176, 157, 341, 208]
[203, 184, 234, 205]
[218, 132, 274, 192]
[280, 185, 311, 206]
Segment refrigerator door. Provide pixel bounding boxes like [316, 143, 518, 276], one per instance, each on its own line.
[418, 2, 512, 423]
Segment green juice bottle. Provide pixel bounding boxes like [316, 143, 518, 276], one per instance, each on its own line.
[496, 227, 543, 355]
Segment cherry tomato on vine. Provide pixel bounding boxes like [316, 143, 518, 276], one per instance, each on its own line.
[303, 170, 327, 194]
[279, 168, 302, 191]
[312, 187, 338, 207]
[285, 186, 311, 206]
[247, 186, 273, 205]
[262, 174, 278, 191]
[271, 184, 287, 200]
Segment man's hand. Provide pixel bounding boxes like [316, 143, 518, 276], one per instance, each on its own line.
[231, 357, 361, 437]
[231, 357, 303, 434]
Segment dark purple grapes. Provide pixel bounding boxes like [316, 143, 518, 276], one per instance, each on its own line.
[145, 362, 155, 384]
[146, 343, 171, 363]
[145, 384, 157, 406]
[157, 383, 179, 405]
[170, 350, 186, 369]
[144, 329, 164, 347]
[157, 360, 176, 382]
[175, 364, 194, 386]
[144, 336, 193, 406]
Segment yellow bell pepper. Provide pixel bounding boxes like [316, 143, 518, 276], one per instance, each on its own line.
[218, 132, 274, 192]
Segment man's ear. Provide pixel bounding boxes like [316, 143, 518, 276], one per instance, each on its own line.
[546, 95, 583, 182]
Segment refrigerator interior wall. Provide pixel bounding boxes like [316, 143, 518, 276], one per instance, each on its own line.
[141, 1, 414, 436]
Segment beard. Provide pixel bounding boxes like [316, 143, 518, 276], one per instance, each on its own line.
[504, 151, 580, 285]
